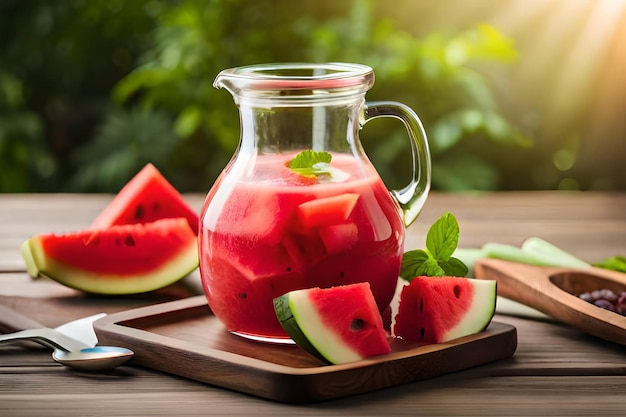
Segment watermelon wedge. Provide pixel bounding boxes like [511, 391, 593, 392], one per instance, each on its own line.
[392, 276, 496, 343]
[274, 283, 391, 364]
[21, 218, 199, 294]
[91, 163, 199, 234]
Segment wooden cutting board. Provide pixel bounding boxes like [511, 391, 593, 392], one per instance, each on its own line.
[94, 295, 517, 404]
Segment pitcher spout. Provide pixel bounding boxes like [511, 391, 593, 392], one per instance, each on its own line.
[213, 62, 374, 104]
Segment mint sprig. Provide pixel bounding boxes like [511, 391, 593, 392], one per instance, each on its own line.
[400, 212, 469, 280]
[288, 150, 333, 178]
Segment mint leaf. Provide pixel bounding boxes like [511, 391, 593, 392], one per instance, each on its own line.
[288, 150, 333, 177]
[423, 258, 446, 277]
[400, 212, 468, 280]
[400, 249, 429, 280]
[425, 211, 459, 261]
[438, 256, 469, 277]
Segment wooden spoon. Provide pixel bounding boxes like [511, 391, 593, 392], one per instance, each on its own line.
[474, 258, 626, 345]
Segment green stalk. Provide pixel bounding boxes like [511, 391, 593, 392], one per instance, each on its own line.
[520, 237, 590, 268]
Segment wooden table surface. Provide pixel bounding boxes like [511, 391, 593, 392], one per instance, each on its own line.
[1, 191, 625, 416]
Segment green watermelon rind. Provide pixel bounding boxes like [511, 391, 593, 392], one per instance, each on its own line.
[20, 240, 39, 278]
[23, 221, 199, 295]
[274, 289, 367, 365]
[273, 294, 329, 363]
[443, 279, 497, 341]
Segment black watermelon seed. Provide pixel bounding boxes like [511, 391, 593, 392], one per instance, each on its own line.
[124, 235, 136, 246]
[134, 205, 144, 220]
[453, 285, 461, 298]
[351, 318, 365, 331]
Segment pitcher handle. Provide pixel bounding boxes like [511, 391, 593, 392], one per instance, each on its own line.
[363, 101, 431, 227]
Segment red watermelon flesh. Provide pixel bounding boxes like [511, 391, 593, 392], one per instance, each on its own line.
[91, 163, 199, 234]
[392, 276, 496, 343]
[201, 253, 303, 338]
[279, 232, 327, 271]
[210, 182, 307, 246]
[309, 283, 390, 358]
[318, 222, 359, 255]
[23, 217, 199, 294]
[296, 193, 359, 228]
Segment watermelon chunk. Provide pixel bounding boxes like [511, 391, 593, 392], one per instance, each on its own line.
[91, 163, 199, 234]
[212, 185, 299, 246]
[274, 282, 391, 364]
[392, 277, 496, 343]
[296, 193, 359, 228]
[318, 223, 359, 255]
[279, 232, 327, 271]
[21, 218, 199, 294]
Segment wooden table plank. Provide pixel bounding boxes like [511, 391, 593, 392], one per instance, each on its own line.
[402, 191, 626, 262]
[0, 353, 624, 417]
[2, 192, 625, 271]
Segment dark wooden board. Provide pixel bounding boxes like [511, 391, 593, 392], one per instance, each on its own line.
[94, 295, 517, 404]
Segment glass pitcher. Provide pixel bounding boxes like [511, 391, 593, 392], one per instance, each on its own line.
[199, 63, 431, 343]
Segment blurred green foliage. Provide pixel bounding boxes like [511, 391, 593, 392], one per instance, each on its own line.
[1, 0, 533, 193]
[0, 70, 47, 192]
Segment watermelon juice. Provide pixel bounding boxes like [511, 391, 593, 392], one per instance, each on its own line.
[199, 153, 405, 342]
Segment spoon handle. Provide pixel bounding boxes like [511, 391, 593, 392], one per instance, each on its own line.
[0, 327, 90, 352]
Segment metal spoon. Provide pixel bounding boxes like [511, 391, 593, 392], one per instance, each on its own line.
[52, 345, 134, 371]
[0, 307, 134, 371]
